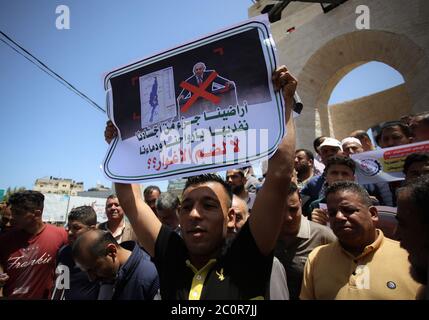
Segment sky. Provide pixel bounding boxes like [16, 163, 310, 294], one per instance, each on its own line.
[0, 0, 404, 192]
[328, 61, 404, 105]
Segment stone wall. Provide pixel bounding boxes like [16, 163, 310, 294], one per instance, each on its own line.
[249, 0, 429, 149]
[329, 84, 412, 140]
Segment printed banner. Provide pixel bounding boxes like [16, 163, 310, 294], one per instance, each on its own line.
[67, 196, 108, 223]
[42, 194, 108, 223]
[351, 141, 429, 184]
[43, 194, 70, 223]
[102, 15, 286, 183]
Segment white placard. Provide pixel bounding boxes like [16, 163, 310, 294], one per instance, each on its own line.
[352, 141, 429, 184]
[103, 15, 286, 183]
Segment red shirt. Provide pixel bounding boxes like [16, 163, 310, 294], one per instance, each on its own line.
[0, 224, 68, 299]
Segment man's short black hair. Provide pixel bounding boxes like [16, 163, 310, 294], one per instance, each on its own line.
[295, 149, 314, 161]
[399, 175, 429, 224]
[351, 130, 370, 141]
[72, 229, 118, 260]
[8, 190, 44, 212]
[68, 205, 97, 226]
[144, 185, 161, 198]
[325, 181, 372, 207]
[377, 121, 412, 143]
[403, 153, 429, 175]
[324, 156, 356, 175]
[313, 136, 327, 153]
[184, 174, 233, 207]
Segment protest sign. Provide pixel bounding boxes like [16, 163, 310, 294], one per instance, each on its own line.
[43, 194, 69, 223]
[67, 196, 108, 223]
[42, 194, 108, 223]
[103, 15, 286, 182]
[351, 141, 429, 184]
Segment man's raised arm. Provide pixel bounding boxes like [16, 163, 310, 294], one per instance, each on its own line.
[105, 121, 162, 257]
[249, 65, 297, 256]
[114, 183, 161, 257]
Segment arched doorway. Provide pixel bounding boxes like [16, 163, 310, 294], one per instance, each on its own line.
[295, 29, 429, 147]
[327, 61, 408, 140]
[329, 61, 405, 105]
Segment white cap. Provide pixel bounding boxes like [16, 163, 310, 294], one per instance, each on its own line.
[341, 137, 362, 147]
[319, 138, 342, 151]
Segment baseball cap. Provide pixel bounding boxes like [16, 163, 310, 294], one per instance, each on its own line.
[318, 137, 342, 151]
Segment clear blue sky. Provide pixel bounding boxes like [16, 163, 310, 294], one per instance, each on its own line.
[0, 0, 403, 192]
[329, 61, 404, 105]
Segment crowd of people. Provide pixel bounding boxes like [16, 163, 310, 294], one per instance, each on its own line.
[0, 66, 428, 300]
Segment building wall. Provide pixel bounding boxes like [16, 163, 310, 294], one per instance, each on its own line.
[77, 190, 112, 199]
[34, 177, 84, 196]
[329, 84, 412, 140]
[249, 0, 429, 150]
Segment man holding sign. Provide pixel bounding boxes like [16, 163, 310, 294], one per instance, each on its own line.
[104, 65, 297, 299]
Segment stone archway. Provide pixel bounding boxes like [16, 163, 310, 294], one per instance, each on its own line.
[298, 29, 427, 140]
[250, 0, 429, 149]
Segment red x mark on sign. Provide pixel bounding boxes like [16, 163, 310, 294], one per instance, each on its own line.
[179, 71, 221, 113]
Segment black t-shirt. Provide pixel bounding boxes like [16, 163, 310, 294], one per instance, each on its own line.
[154, 221, 273, 300]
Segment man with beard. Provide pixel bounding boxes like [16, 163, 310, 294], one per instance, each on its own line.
[300, 181, 420, 299]
[226, 168, 256, 212]
[396, 175, 429, 299]
[294, 149, 315, 190]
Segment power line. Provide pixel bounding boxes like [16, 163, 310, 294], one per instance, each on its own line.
[0, 37, 88, 103]
[0, 30, 106, 114]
